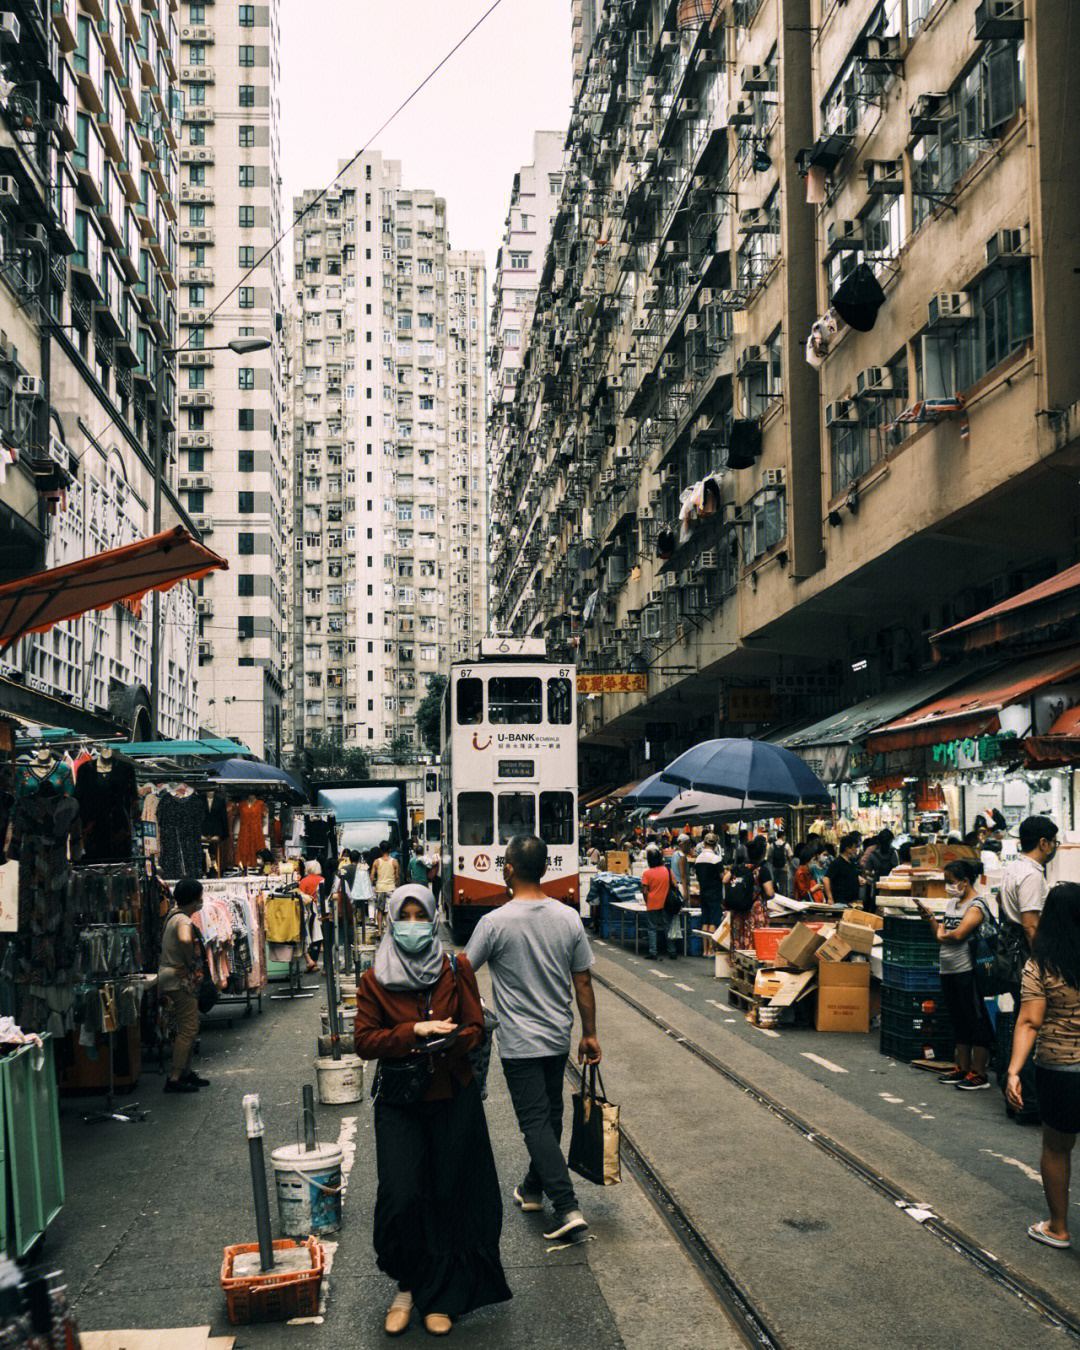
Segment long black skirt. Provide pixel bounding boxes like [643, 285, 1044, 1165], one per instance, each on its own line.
[373, 1076, 512, 1319]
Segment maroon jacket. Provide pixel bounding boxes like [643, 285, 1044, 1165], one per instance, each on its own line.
[354, 954, 483, 1101]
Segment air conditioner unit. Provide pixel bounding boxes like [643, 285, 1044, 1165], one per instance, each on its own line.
[620, 350, 636, 367]
[974, 0, 1025, 40]
[927, 292, 973, 326]
[192, 515, 213, 534]
[661, 353, 680, 373]
[728, 99, 754, 125]
[642, 76, 657, 98]
[698, 549, 719, 570]
[659, 467, 678, 485]
[718, 290, 744, 310]
[179, 432, 211, 449]
[742, 65, 770, 92]
[663, 572, 679, 590]
[722, 504, 739, 524]
[684, 314, 699, 332]
[643, 286, 661, 308]
[665, 239, 687, 259]
[826, 219, 864, 252]
[607, 374, 624, 390]
[698, 288, 715, 307]
[648, 489, 663, 505]
[600, 469, 617, 486]
[738, 208, 770, 234]
[198, 641, 213, 658]
[856, 366, 893, 396]
[0, 14, 19, 43]
[16, 375, 42, 397]
[736, 345, 765, 375]
[637, 506, 654, 521]
[0, 176, 17, 206]
[909, 93, 946, 136]
[865, 159, 903, 194]
[633, 315, 651, 333]
[196, 594, 214, 616]
[660, 31, 679, 51]
[825, 400, 858, 427]
[861, 34, 900, 65]
[986, 228, 1025, 263]
[762, 468, 786, 488]
[21, 225, 47, 250]
[677, 98, 699, 120]
[647, 588, 665, 606]
[615, 446, 632, 460]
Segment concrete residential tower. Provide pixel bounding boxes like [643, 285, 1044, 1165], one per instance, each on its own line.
[177, 0, 285, 762]
[287, 156, 486, 762]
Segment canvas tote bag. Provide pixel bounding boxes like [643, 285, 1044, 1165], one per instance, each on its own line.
[568, 1064, 621, 1186]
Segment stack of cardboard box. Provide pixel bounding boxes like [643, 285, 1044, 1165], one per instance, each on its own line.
[750, 910, 884, 1032]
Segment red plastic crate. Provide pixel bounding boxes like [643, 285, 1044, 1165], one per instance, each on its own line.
[221, 1237, 324, 1324]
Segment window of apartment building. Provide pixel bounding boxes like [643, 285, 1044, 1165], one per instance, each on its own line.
[189, 83, 206, 105]
[239, 165, 255, 187]
[238, 492, 255, 513]
[239, 409, 255, 431]
[239, 286, 255, 308]
[239, 206, 255, 227]
[238, 367, 255, 390]
[188, 409, 205, 430]
[188, 284, 205, 307]
[189, 43, 206, 64]
[187, 450, 205, 472]
[186, 489, 205, 513]
[239, 125, 255, 148]
[509, 251, 530, 270]
[239, 245, 255, 268]
[741, 328, 784, 418]
[188, 367, 205, 389]
[911, 42, 1025, 231]
[239, 3, 255, 23]
[503, 329, 520, 349]
[188, 205, 206, 226]
[189, 164, 205, 185]
[238, 44, 255, 65]
[239, 85, 255, 107]
[188, 124, 205, 145]
[743, 489, 787, 562]
[736, 191, 781, 291]
[238, 617, 255, 640]
[548, 173, 562, 194]
[190, 1, 205, 18]
[238, 533, 255, 556]
[238, 574, 255, 597]
[238, 451, 255, 473]
[831, 352, 909, 495]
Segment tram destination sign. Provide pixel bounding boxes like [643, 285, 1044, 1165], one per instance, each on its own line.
[497, 759, 536, 779]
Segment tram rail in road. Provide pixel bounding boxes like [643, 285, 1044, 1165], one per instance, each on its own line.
[587, 965, 1080, 1346]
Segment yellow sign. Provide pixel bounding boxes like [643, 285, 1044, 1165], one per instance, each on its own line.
[577, 673, 648, 694]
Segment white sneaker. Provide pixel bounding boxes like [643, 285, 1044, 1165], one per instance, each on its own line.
[543, 1210, 588, 1240]
[513, 1186, 543, 1212]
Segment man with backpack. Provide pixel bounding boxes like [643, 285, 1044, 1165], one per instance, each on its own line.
[769, 833, 792, 895]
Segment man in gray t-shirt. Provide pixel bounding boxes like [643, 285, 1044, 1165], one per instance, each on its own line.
[467, 834, 600, 1242]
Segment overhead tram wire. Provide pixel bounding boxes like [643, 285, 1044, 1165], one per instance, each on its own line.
[83, 0, 509, 459]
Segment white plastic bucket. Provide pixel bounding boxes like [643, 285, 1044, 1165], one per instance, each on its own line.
[315, 1052, 363, 1104]
[271, 1142, 343, 1236]
[355, 944, 377, 975]
[320, 1006, 354, 1034]
[714, 953, 734, 980]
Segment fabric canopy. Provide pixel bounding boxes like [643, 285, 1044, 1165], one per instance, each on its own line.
[0, 526, 227, 651]
[209, 757, 306, 801]
[867, 647, 1080, 752]
[933, 564, 1080, 658]
[1023, 705, 1080, 766]
[622, 771, 682, 808]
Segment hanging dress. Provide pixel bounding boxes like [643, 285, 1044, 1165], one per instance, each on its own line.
[234, 799, 267, 870]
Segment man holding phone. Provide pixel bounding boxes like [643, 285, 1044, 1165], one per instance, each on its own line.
[466, 834, 600, 1242]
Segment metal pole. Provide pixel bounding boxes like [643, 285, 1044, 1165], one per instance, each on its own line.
[324, 936, 341, 1061]
[242, 1093, 275, 1273]
[149, 352, 165, 734]
[301, 1085, 316, 1153]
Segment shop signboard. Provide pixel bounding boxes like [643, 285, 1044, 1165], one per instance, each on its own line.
[0, 862, 16, 933]
[727, 687, 781, 723]
[794, 742, 851, 785]
[930, 734, 1014, 769]
[576, 673, 648, 694]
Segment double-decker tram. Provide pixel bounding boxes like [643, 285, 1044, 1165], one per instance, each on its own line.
[440, 637, 578, 942]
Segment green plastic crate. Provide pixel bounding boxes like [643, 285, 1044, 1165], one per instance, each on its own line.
[882, 938, 941, 968]
[2, 1036, 64, 1259]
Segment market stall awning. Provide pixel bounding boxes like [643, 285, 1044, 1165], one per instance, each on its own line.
[932, 564, 1080, 659]
[1023, 706, 1080, 766]
[608, 778, 644, 801]
[0, 526, 227, 651]
[867, 647, 1080, 753]
[121, 738, 254, 758]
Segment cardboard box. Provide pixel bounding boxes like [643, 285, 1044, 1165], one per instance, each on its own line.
[816, 962, 871, 1033]
[837, 920, 876, 955]
[841, 908, 883, 932]
[605, 851, 630, 874]
[754, 968, 788, 1000]
[769, 969, 817, 1007]
[910, 843, 977, 869]
[816, 933, 852, 963]
[776, 922, 826, 971]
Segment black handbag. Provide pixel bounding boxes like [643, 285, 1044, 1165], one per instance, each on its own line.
[371, 986, 436, 1107]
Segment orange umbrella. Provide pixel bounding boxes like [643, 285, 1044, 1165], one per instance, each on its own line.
[0, 526, 228, 651]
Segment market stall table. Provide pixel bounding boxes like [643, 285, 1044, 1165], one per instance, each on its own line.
[609, 900, 701, 955]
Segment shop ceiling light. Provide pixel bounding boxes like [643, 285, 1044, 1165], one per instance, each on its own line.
[852, 659, 868, 672]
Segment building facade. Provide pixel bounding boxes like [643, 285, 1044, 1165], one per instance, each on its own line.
[176, 0, 285, 762]
[0, 0, 201, 740]
[287, 156, 487, 763]
[491, 0, 1080, 789]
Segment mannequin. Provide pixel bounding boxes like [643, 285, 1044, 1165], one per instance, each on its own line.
[203, 790, 231, 875]
[16, 746, 73, 798]
[156, 783, 208, 878]
[75, 748, 138, 862]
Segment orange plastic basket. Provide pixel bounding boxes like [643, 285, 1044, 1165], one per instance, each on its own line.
[752, 924, 824, 963]
[221, 1237, 324, 1324]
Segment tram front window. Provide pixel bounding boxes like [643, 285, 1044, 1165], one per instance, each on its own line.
[498, 792, 536, 844]
[488, 677, 542, 725]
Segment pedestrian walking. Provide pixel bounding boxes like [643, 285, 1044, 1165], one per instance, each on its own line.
[371, 839, 400, 937]
[408, 840, 432, 885]
[860, 829, 899, 913]
[466, 834, 601, 1242]
[768, 833, 792, 895]
[1006, 883, 1080, 1249]
[641, 842, 678, 960]
[298, 859, 324, 972]
[354, 884, 511, 1335]
[999, 815, 1057, 1123]
[157, 878, 209, 1094]
[694, 833, 727, 956]
[915, 860, 995, 1090]
[728, 835, 773, 954]
[671, 833, 693, 906]
[824, 832, 865, 908]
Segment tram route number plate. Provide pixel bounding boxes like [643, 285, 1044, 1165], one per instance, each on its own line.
[497, 759, 536, 779]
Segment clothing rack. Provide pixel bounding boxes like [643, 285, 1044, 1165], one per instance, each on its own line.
[194, 877, 275, 1021]
[266, 890, 316, 1002]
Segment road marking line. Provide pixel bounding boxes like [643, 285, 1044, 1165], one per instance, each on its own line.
[648, 968, 673, 979]
[595, 940, 608, 947]
[801, 1052, 848, 1075]
[706, 999, 726, 1010]
[674, 982, 695, 992]
[981, 1148, 1042, 1183]
[755, 1026, 781, 1038]
[879, 1093, 904, 1104]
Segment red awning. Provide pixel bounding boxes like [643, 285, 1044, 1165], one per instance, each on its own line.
[866, 647, 1080, 752]
[1022, 706, 1080, 765]
[932, 564, 1080, 657]
[0, 526, 228, 651]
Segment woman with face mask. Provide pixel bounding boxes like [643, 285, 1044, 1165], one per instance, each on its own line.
[354, 885, 511, 1337]
[915, 859, 996, 1090]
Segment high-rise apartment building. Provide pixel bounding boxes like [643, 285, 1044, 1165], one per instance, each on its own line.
[493, 0, 1080, 790]
[287, 156, 487, 761]
[176, 0, 285, 762]
[572, 1, 602, 98]
[0, 0, 200, 740]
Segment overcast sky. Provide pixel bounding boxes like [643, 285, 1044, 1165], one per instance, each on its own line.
[280, 0, 572, 286]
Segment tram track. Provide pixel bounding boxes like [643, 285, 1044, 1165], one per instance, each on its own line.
[590, 964, 1080, 1345]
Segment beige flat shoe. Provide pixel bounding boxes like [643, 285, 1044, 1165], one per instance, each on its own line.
[424, 1313, 452, 1335]
[385, 1292, 413, 1335]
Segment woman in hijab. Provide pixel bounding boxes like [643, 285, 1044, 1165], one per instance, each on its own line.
[354, 885, 511, 1337]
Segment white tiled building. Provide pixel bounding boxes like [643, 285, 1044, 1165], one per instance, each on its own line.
[287, 155, 487, 759]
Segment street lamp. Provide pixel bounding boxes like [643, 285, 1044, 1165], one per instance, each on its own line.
[148, 333, 274, 735]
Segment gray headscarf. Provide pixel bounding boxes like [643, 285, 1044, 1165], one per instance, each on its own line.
[372, 884, 446, 992]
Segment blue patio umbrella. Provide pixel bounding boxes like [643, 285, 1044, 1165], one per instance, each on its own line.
[621, 771, 681, 808]
[209, 757, 307, 801]
[659, 738, 832, 807]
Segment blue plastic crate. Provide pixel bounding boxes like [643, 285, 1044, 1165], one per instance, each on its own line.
[882, 961, 941, 992]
